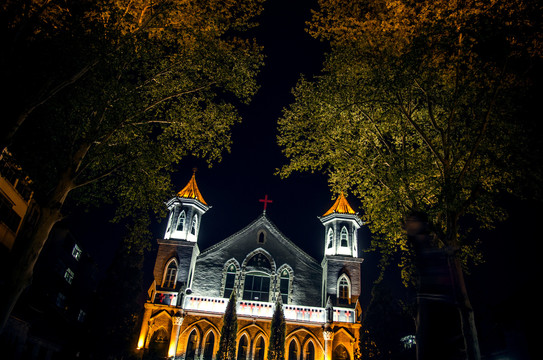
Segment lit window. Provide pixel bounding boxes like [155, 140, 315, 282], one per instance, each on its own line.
[191, 214, 198, 235]
[64, 268, 75, 284]
[72, 244, 82, 261]
[243, 273, 270, 302]
[327, 228, 334, 248]
[340, 227, 348, 247]
[163, 260, 177, 288]
[176, 210, 185, 231]
[338, 275, 350, 304]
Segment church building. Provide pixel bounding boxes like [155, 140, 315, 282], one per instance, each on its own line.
[137, 173, 365, 360]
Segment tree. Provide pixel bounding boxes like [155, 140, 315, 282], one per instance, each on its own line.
[278, 0, 542, 359]
[217, 291, 238, 360]
[268, 299, 286, 360]
[0, 0, 264, 330]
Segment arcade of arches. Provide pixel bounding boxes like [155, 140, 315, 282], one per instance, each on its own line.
[143, 310, 358, 360]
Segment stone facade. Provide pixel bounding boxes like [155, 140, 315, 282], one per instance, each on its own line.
[137, 175, 364, 360]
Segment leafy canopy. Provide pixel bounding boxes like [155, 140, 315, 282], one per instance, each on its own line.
[3, 0, 264, 221]
[278, 0, 542, 282]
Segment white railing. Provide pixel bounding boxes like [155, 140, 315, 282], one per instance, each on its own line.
[182, 295, 356, 323]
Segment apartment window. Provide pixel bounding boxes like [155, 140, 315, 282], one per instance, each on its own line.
[56, 293, 66, 308]
[64, 268, 75, 284]
[72, 244, 82, 261]
[0, 193, 22, 233]
[78, 309, 86, 322]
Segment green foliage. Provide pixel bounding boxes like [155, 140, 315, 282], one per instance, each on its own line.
[278, 0, 542, 284]
[0, 0, 264, 332]
[268, 299, 286, 360]
[217, 291, 238, 360]
[3, 0, 264, 220]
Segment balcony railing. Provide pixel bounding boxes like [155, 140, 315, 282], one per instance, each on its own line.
[153, 290, 178, 306]
[181, 295, 355, 324]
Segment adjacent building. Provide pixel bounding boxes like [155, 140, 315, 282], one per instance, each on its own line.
[137, 173, 365, 360]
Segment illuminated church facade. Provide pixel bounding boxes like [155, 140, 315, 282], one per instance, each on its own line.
[137, 173, 365, 360]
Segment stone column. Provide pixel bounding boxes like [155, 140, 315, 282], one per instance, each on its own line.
[323, 328, 334, 360]
[137, 305, 153, 350]
[168, 315, 184, 358]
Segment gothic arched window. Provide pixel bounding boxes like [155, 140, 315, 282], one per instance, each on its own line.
[166, 212, 173, 234]
[163, 259, 177, 288]
[186, 329, 199, 360]
[254, 336, 265, 360]
[223, 264, 237, 298]
[280, 269, 290, 304]
[176, 210, 186, 231]
[327, 228, 334, 248]
[288, 340, 299, 360]
[337, 274, 351, 305]
[191, 214, 198, 235]
[202, 331, 215, 360]
[305, 341, 315, 360]
[340, 226, 348, 247]
[237, 334, 248, 360]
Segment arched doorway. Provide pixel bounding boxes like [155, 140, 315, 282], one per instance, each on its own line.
[254, 336, 265, 360]
[202, 332, 215, 360]
[333, 344, 349, 360]
[186, 329, 198, 360]
[147, 328, 169, 359]
[237, 335, 248, 360]
[288, 339, 299, 360]
[304, 341, 315, 360]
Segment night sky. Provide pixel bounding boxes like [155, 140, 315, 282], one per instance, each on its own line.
[65, 0, 540, 356]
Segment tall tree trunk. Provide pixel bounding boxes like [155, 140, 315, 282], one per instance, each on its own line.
[0, 175, 74, 331]
[450, 256, 481, 360]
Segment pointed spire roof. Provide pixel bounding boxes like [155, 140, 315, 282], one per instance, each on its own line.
[177, 170, 207, 206]
[322, 192, 356, 216]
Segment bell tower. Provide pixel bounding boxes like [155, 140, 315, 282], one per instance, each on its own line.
[153, 171, 210, 295]
[319, 193, 364, 307]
